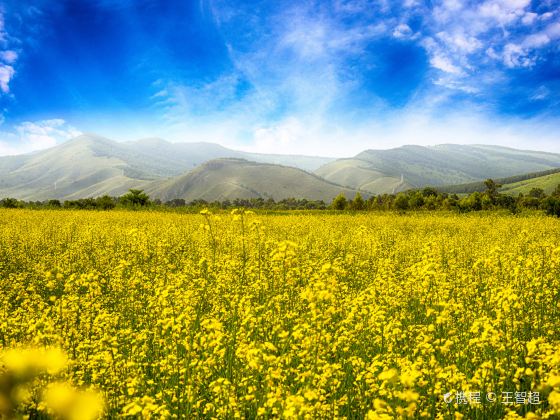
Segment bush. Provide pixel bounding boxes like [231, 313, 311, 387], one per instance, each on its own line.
[543, 196, 560, 217]
[119, 189, 150, 207]
[1, 197, 22, 208]
[331, 194, 347, 210]
[47, 199, 62, 208]
[96, 195, 116, 210]
[348, 193, 365, 210]
[394, 193, 409, 211]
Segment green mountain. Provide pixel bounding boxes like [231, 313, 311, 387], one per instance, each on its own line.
[315, 144, 560, 194]
[146, 158, 360, 202]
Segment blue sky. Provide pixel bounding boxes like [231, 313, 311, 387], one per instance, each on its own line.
[0, 0, 558, 156]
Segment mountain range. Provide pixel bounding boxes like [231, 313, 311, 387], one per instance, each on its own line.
[1, 134, 560, 202]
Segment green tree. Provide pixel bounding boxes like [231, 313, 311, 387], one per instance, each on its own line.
[484, 179, 501, 204]
[497, 195, 519, 214]
[120, 189, 150, 207]
[0, 198, 21, 208]
[543, 196, 560, 217]
[349, 192, 365, 210]
[47, 199, 61, 208]
[408, 191, 425, 209]
[520, 196, 541, 209]
[421, 187, 438, 197]
[394, 193, 409, 211]
[96, 195, 116, 210]
[528, 187, 546, 199]
[331, 193, 347, 210]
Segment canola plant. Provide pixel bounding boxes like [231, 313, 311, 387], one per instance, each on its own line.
[0, 209, 559, 419]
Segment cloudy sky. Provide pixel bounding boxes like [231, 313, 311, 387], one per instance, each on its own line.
[0, 0, 558, 156]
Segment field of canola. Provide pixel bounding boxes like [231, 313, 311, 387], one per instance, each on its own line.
[1, 209, 560, 419]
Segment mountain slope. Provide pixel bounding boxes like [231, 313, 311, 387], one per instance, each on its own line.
[500, 172, 560, 195]
[437, 168, 560, 194]
[0, 134, 155, 200]
[316, 144, 560, 194]
[315, 158, 412, 193]
[0, 135, 335, 200]
[147, 158, 360, 202]
[128, 137, 334, 171]
[3, 136, 560, 201]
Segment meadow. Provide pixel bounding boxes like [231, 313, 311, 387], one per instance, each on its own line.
[0, 209, 559, 419]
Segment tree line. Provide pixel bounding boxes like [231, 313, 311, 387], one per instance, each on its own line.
[330, 180, 560, 217]
[2, 180, 560, 217]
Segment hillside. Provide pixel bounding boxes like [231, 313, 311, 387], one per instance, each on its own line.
[315, 158, 412, 194]
[0, 135, 334, 200]
[500, 172, 560, 196]
[2, 136, 560, 201]
[127, 138, 334, 172]
[0, 135, 155, 200]
[316, 144, 560, 194]
[146, 158, 361, 202]
[437, 167, 560, 195]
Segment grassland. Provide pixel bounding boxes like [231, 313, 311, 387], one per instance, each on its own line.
[500, 172, 560, 196]
[1, 209, 559, 419]
[438, 168, 560, 195]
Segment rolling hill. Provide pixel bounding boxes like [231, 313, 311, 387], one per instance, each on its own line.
[0, 134, 334, 200]
[0, 135, 155, 201]
[146, 158, 361, 202]
[500, 172, 560, 196]
[2, 134, 560, 201]
[127, 137, 334, 172]
[437, 168, 560, 195]
[315, 144, 560, 194]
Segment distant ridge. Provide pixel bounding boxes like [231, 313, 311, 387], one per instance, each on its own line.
[316, 144, 560, 194]
[2, 134, 560, 201]
[0, 135, 335, 200]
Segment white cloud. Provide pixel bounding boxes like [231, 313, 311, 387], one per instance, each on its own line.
[530, 86, 550, 101]
[503, 43, 532, 67]
[0, 11, 18, 94]
[523, 32, 550, 48]
[546, 21, 560, 38]
[430, 55, 463, 74]
[419, 0, 558, 97]
[0, 119, 82, 156]
[436, 31, 482, 53]
[235, 109, 560, 157]
[432, 76, 479, 93]
[403, 0, 421, 7]
[156, 1, 390, 150]
[253, 117, 306, 154]
[393, 23, 413, 39]
[499, 21, 560, 68]
[478, 0, 530, 25]
[138, 0, 560, 157]
[521, 12, 537, 25]
[0, 50, 17, 64]
[0, 64, 14, 93]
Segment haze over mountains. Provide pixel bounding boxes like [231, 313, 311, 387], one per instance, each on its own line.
[1, 134, 560, 202]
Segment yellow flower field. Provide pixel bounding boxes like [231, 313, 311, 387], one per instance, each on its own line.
[1, 209, 559, 419]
